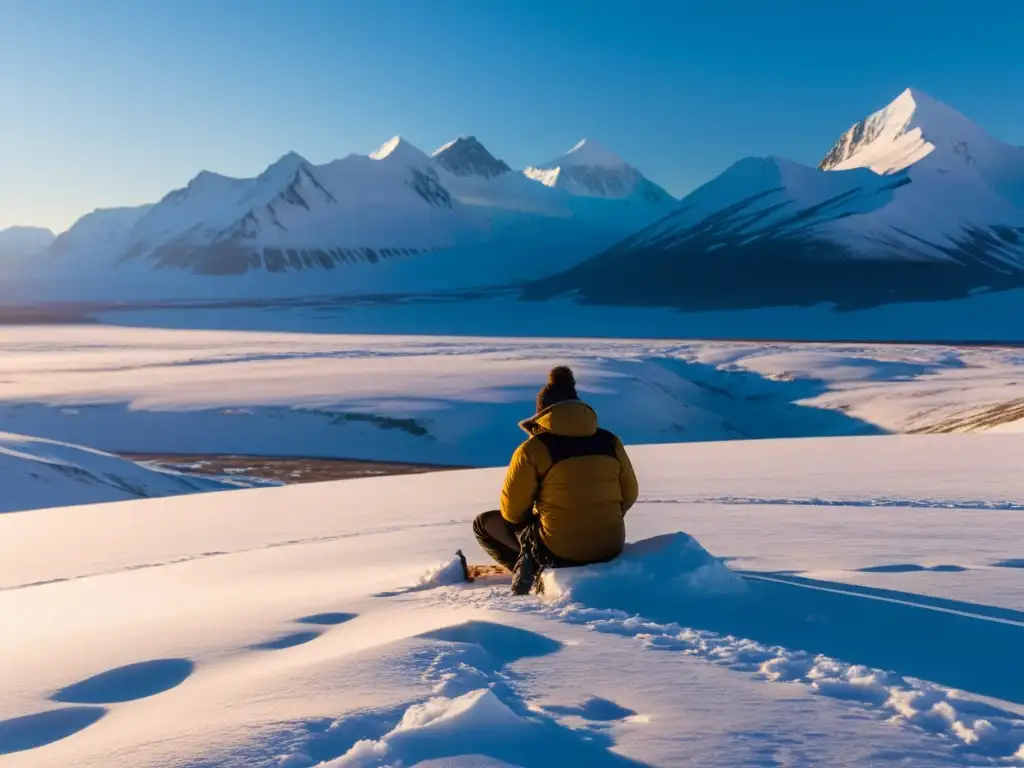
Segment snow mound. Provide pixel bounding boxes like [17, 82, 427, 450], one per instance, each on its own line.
[327, 689, 564, 767]
[542, 532, 746, 603]
[416, 556, 467, 588]
[396, 688, 522, 733]
[0, 431, 242, 513]
[299, 691, 528, 766]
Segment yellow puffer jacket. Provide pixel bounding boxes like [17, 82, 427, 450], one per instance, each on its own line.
[500, 400, 639, 563]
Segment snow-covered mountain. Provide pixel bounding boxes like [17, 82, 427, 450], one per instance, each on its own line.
[0, 226, 55, 260]
[432, 135, 512, 178]
[527, 89, 1024, 310]
[107, 139, 488, 276]
[19, 135, 673, 297]
[524, 138, 674, 203]
[46, 206, 153, 263]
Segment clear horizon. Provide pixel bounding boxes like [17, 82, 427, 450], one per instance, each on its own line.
[2, 0, 1023, 233]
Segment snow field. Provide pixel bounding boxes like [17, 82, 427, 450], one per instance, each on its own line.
[1, 435, 1021, 766]
[2, 328, 1024, 496]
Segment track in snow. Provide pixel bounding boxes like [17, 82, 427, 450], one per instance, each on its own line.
[422, 567, 1024, 762]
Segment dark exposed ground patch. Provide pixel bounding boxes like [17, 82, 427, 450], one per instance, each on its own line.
[909, 398, 1024, 433]
[0, 305, 97, 325]
[123, 453, 469, 484]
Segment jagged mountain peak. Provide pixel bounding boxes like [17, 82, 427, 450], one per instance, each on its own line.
[819, 88, 999, 174]
[538, 138, 627, 170]
[524, 139, 672, 203]
[370, 136, 430, 165]
[258, 151, 312, 182]
[432, 136, 511, 179]
[181, 169, 246, 195]
[432, 135, 480, 156]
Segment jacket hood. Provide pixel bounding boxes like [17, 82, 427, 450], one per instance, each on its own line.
[518, 399, 598, 438]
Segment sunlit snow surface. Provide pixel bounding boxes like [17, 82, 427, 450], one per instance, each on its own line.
[1, 327, 1024, 487]
[0, 431, 246, 513]
[1, 435, 1021, 767]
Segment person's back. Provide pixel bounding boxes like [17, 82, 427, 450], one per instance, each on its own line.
[473, 366, 639, 587]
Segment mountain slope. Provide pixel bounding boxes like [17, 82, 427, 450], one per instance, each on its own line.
[0, 226, 55, 260]
[43, 206, 153, 265]
[23, 136, 675, 295]
[118, 140, 481, 276]
[432, 136, 512, 178]
[526, 90, 1024, 311]
[524, 138, 675, 203]
[821, 88, 1024, 185]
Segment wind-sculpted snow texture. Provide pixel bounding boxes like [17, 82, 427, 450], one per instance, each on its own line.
[527, 89, 1024, 310]
[1, 435, 1021, 766]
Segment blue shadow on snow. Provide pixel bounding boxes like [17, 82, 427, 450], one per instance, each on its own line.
[581, 562, 1024, 704]
[0, 707, 107, 754]
[52, 658, 195, 704]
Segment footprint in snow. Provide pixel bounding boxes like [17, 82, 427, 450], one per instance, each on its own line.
[543, 697, 640, 723]
[0, 707, 107, 754]
[992, 558, 1024, 569]
[52, 658, 195, 704]
[418, 620, 563, 664]
[247, 613, 357, 652]
[248, 630, 323, 650]
[856, 563, 970, 573]
[296, 612, 357, 626]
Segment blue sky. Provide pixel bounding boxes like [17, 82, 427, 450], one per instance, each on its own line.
[2, 0, 1022, 232]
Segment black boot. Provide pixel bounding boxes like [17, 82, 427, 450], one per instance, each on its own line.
[511, 526, 547, 595]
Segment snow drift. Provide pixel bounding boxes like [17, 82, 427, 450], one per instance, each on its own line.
[0, 431, 242, 513]
[541, 532, 747, 604]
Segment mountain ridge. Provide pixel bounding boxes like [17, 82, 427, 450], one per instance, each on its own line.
[524, 88, 1024, 311]
[0, 226, 56, 260]
[19, 133, 673, 287]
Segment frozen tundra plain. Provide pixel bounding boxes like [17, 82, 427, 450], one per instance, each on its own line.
[0, 325, 1022, 766]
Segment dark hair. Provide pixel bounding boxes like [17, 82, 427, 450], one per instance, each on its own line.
[536, 366, 578, 412]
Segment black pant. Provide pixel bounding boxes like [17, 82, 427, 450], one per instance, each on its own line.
[472, 510, 587, 571]
[472, 510, 523, 571]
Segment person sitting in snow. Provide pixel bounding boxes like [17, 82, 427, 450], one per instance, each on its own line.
[472, 366, 639, 594]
